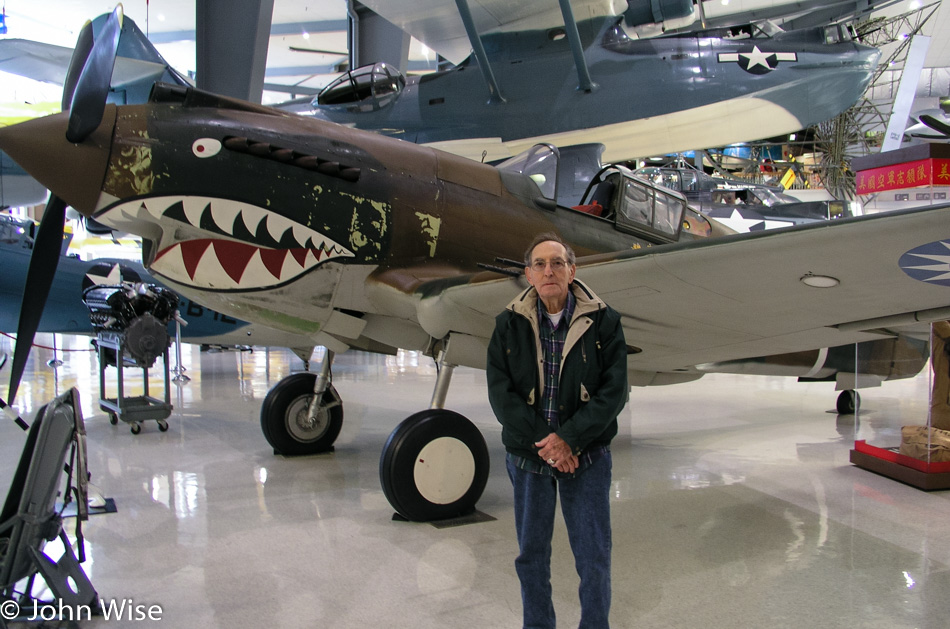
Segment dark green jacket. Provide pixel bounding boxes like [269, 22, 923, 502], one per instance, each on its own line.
[486, 280, 629, 461]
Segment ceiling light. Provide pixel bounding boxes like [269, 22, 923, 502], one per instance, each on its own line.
[801, 273, 839, 288]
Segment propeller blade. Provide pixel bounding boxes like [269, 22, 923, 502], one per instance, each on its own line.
[62, 19, 95, 111]
[919, 114, 950, 138]
[6, 194, 68, 408]
[66, 5, 123, 143]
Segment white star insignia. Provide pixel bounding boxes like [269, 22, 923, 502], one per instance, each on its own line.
[740, 46, 773, 71]
[85, 263, 123, 286]
[716, 209, 792, 233]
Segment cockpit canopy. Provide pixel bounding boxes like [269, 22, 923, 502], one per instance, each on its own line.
[497, 144, 560, 201]
[315, 62, 406, 113]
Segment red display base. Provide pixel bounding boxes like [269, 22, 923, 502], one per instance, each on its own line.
[851, 440, 950, 491]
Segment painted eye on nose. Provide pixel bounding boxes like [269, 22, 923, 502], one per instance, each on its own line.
[192, 138, 222, 158]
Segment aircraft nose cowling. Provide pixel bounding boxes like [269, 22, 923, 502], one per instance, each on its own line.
[0, 106, 115, 215]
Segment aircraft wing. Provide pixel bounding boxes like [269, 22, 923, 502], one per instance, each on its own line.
[0, 35, 187, 90]
[356, 0, 626, 64]
[0, 39, 74, 85]
[419, 204, 950, 381]
[355, 0, 890, 65]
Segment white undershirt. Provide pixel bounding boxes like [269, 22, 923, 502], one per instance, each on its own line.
[545, 309, 565, 328]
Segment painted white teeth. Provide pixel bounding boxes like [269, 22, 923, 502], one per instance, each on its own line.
[143, 198, 170, 220]
[265, 213, 295, 243]
[209, 202, 242, 236]
[239, 204, 267, 235]
[292, 223, 314, 247]
[100, 196, 356, 290]
[181, 197, 208, 226]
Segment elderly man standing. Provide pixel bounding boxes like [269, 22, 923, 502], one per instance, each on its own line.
[487, 232, 629, 628]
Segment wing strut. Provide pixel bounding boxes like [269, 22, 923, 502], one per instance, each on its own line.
[556, 0, 597, 92]
[453, 0, 505, 104]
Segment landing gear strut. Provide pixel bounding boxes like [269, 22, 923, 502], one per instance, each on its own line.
[260, 350, 343, 455]
[380, 351, 490, 522]
[259, 343, 490, 522]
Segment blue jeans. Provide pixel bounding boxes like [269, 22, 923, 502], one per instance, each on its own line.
[507, 452, 612, 629]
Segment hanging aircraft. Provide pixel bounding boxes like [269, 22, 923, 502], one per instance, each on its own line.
[282, 17, 880, 163]
[4, 8, 948, 522]
[281, 0, 879, 162]
[0, 214, 317, 355]
[0, 5, 879, 166]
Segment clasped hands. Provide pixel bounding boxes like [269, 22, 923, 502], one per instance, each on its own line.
[536, 433, 579, 473]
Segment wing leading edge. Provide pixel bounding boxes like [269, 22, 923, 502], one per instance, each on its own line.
[412, 204, 950, 381]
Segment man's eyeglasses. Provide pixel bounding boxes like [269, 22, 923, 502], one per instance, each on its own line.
[530, 258, 569, 272]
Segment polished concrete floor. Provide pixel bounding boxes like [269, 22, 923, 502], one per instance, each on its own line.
[3, 334, 950, 628]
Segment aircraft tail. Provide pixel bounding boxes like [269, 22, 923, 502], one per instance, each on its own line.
[92, 12, 192, 104]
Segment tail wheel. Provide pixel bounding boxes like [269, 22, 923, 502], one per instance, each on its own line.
[836, 389, 860, 415]
[380, 409, 489, 522]
[261, 372, 343, 455]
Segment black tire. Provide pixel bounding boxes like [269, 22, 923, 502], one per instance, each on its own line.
[380, 409, 490, 522]
[260, 373, 343, 455]
[836, 390, 860, 415]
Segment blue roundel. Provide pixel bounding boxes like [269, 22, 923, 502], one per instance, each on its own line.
[898, 240, 950, 287]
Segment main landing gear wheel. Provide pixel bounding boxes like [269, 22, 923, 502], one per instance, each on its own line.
[380, 409, 490, 522]
[260, 372, 343, 455]
[837, 390, 860, 415]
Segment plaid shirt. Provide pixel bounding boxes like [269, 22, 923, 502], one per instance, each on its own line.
[508, 291, 607, 478]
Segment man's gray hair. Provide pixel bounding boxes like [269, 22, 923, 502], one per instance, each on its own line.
[523, 232, 576, 267]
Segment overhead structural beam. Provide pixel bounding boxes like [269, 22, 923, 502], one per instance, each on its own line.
[881, 34, 931, 152]
[196, 0, 273, 102]
[454, 0, 505, 104]
[557, 0, 597, 92]
[348, 1, 410, 73]
[696, 0, 707, 29]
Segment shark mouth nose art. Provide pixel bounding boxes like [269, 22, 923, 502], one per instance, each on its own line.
[97, 196, 354, 290]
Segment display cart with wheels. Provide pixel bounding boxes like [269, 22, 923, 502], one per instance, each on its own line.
[96, 329, 172, 434]
[83, 283, 180, 434]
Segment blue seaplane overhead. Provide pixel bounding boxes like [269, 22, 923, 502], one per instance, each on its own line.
[282, 18, 880, 162]
[0, 4, 879, 167]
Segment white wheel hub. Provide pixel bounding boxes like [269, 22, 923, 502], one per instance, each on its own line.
[413, 437, 475, 505]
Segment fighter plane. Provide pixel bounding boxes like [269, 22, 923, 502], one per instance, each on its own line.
[3, 8, 949, 522]
[0, 213, 317, 355]
[282, 16, 880, 163]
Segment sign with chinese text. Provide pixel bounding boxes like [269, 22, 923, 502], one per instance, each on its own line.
[855, 158, 950, 195]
